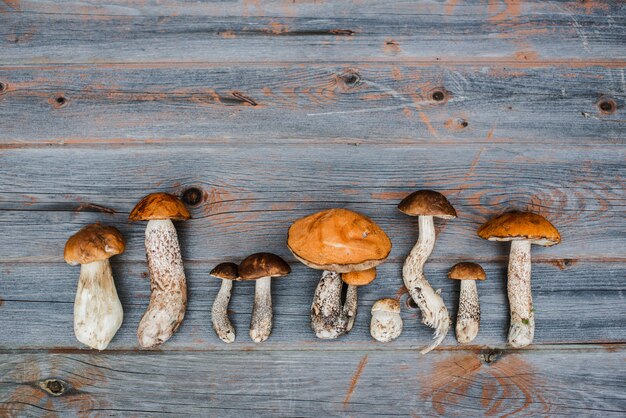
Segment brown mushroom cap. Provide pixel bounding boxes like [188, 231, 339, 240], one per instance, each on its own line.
[477, 211, 561, 246]
[64, 223, 126, 265]
[448, 262, 486, 281]
[129, 192, 191, 221]
[287, 208, 392, 273]
[239, 253, 291, 281]
[210, 262, 239, 281]
[342, 267, 377, 286]
[398, 190, 457, 219]
[371, 298, 401, 314]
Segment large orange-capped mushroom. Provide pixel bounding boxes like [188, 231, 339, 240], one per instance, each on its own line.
[288, 208, 391, 339]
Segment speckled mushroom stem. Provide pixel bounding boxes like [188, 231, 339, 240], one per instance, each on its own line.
[137, 219, 187, 348]
[212, 279, 235, 343]
[456, 280, 480, 344]
[311, 270, 354, 339]
[507, 240, 534, 348]
[74, 260, 123, 350]
[403, 215, 450, 354]
[250, 276, 272, 342]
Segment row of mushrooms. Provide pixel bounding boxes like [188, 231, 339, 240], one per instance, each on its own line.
[63, 190, 560, 352]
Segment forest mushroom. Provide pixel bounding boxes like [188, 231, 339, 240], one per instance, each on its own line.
[210, 262, 239, 343]
[341, 268, 377, 332]
[398, 190, 456, 354]
[370, 298, 403, 342]
[64, 223, 125, 350]
[478, 211, 560, 348]
[239, 252, 291, 342]
[448, 262, 486, 344]
[129, 192, 190, 348]
[287, 208, 392, 339]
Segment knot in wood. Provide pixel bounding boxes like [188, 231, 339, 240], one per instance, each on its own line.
[597, 97, 617, 115]
[182, 187, 203, 206]
[39, 379, 69, 396]
[0, 82, 7, 94]
[480, 348, 504, 365]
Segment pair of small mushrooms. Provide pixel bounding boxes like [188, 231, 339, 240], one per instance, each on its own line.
[210, 253, 290, 343]
[64, 192, 191, 350]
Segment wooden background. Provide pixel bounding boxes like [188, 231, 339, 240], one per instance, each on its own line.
[1, 0, 625, 416]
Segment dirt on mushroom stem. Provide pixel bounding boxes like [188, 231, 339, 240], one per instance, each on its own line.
[250, 276, 273, 342]
[212, 279, 235, 343]
[456, 280, 480, 344]
[311, 270, 357, 339]
[507, 240, 534, 348]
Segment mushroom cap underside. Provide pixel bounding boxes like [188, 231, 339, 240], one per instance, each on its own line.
[210, 262, 239, 280]
[397, 190, 457, 218]
[448, 262, 486, 281]
[129, 192, 191, 221]
[287, 208, 392, 273]
[477, 211, 561, 246]
[64, 223, 126, 265]
[342, 267, 377, 286]
[238, 252, 291, 280]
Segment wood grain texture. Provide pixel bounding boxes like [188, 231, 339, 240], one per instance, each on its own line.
[0, 348, 624, 416]
[0, 261, 623, 350]
[1, 64, 625, 145]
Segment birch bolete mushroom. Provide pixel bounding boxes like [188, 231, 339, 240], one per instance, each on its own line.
[448, 262, 486, 344]
[287, 208, 392, 339]
[210, 262, 239, 343]
[370, 298, 403, 342]
[64, 223, 125, 350]
[398, 190, 456, 354]
[239, 252, 291, 342]
[478, 211, 560, 348]
[341, 267, 377, 332]
[129, 192, 190, 348]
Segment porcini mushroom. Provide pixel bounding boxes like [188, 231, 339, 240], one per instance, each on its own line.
[239, 252, 291, 342]
[448, 262, 486, 344]
[287, 208, 392, 339]
[129, 192, 190, 348]
[398, 190, 456, 354]
[370, 298, 403, 342]
[64, 223, 125, 350]
[210, 262, 239, 343]
[478, 211, 560, 348]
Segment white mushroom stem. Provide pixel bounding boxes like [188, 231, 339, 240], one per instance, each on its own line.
[311, 270, 357, 339]
[456, 280, 480, 344]
[403, 215, 450, 354]
[74, 260, 123, 350]
[212, 279, 235, 343]
[137, 219, 187, 348]
[507, 240, 534, 348]
[250, 276, 272, 342]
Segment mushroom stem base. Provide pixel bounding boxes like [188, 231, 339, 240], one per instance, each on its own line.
[311, 271, 356, 339]
[212, 279, 235, 343]
[250, 276, 272, 342]
[456, 280, 480, 344]
[508, 240, 534, 348]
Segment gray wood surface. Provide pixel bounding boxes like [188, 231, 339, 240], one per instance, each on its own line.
[1, 0, 625, 416]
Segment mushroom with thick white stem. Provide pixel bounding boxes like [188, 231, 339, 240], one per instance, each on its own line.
[448, 262, 486, 344]
[287, 208, 392, 339]
[398, 190, 456, 354]
[129, 192, 191, 348]
[239, 252, 291, 342]
[64, 223, 125, 350]
[210, 262, 239, 343]
[370, 298, 403, 342]
[478, 211, 560, 348]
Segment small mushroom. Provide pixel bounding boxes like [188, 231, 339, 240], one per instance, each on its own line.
[64, 223, 125, 350]
[239, 253, 291, 342]
[478, 211, 560, 348]
[398, 190, 456, 354]
[210, 262, 239, 343]
[370, 298, 403, 342]
[341, 268, 377, 332]
[448, 262, 486, 344]
[129, 192, 190, 348]
[288, 208, 392, 339]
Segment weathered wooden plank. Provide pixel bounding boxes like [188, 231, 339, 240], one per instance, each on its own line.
[0, 261, 623, 350]
[0, 348, 624, 416]
[2, 1, 625, 64]
[0, 144, 623, 262]
[1, 64, 625, 144]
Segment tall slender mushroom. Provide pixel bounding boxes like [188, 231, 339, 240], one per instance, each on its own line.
[398, 190, 456, 354]
[210, 262, 239, 343]
[129, 192, 190, 348]
[287, 208, 392, 339]
[478, 211, 560, 348]
[239, 252, 291, 342]
[448, 262, 486, 344]
[370, 298, 403, 343]
[64, 223, 125, 350]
